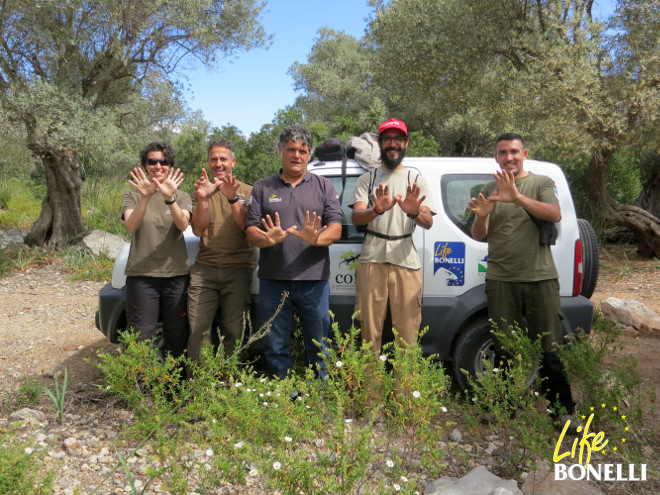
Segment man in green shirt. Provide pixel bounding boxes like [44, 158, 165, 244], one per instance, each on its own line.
[468, 132, 575, 422]
[187, 138, 255, 361]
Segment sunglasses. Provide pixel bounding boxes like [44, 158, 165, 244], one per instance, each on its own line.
[146, 158, 171, 166]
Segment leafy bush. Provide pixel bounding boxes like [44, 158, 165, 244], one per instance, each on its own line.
[94, 323, 452, 494]
[0, 429, 54, 495]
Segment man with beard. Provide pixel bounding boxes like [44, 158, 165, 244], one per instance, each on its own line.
[349, 118, 435, 353]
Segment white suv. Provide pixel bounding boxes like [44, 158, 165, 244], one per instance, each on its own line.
[96, 157, 599, 390]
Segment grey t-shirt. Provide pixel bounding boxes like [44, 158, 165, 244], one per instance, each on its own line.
[246, 171, 342, 281]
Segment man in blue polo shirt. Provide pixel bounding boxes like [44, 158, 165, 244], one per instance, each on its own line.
[246, 126, 342, 379]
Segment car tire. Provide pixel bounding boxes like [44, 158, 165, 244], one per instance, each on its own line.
[577, 219, 599, 299]
[452, 317, 540, 393]
[452, 318, 496, 392]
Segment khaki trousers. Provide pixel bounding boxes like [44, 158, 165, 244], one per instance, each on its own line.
[355, 263, 422, 353]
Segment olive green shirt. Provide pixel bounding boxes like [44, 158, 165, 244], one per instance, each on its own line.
[192, 182, 255, 268]
[480, 172, 558, 282]
[122, 190, 192, 277]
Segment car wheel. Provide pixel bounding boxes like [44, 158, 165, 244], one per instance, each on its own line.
[578, 218, 599, 299]
[452, 319, 496, 392]
[452, 318, 538, 392]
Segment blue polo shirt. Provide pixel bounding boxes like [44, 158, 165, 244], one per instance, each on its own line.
[246, 170, 342, 281]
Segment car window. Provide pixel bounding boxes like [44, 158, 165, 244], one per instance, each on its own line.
[327, 175, 363, 242]
[441, 174, 492, 238]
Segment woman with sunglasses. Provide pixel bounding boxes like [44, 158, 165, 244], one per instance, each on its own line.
[122, 142, 193, 360]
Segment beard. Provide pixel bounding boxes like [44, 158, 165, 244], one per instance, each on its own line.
[380, 146, 407, 170]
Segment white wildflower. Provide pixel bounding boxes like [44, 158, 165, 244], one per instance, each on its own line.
[492, 368, 499, 373]
[273, 461, 281, 470]
[393, 483, 401, 491]
[233, 441, 244, 449]
[412, 390, 421, 398]
[262, 402, 269, 406]
[345, 419, 353, 424]
[205, 449, 214, 457]
[249, 468, 258, 477]
[386, 458, 394, 468]
[335, 360, 343, 368]
[400, 475, 409, 482]
[379, 355, 387, 362]
[284, 436, 293, 442]
[234, 382, 242, 388]
[24, 447, 34, 455]
[441, 406, 448, 413]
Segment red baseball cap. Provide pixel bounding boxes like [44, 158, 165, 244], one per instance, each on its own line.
[378, 118, 408, 136]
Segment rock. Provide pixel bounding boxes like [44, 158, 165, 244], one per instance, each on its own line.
[0, 228, 25, 249]
[449, 428, 463, 443]
[424, 465, 523, 495]
[10, 408, 46, 421]
[601, 298, 660, 333]
[63, 437, 81, 452]
[82, 230, 127, 260]
[521, 459, 604, 495]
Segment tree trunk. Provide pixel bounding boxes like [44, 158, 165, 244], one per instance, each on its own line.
[588, 145, 660, 258]
[24, 150, 86, 248]
[635, 171, 660, 219]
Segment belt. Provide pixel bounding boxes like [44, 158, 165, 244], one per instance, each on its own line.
[365, 229, 412, 241]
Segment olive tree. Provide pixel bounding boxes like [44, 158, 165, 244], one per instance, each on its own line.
[0, 0, 269, 247]
[369, 0, 660, 256]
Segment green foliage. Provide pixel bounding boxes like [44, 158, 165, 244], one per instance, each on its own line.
[538, 146, 643, 228]
[558, 312, 653, 466]
[0, 178, 43, 229]
[466, 321, 554, 477]
[14, 377, 44, 408]
[81, 175, 130, 237]
[62, 248, 114, 282]
[94, 322, 453, 494]
[0, 429, 54, 495]
[44, 368, 68, 424]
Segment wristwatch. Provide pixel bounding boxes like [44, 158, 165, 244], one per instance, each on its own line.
[164, 198, 176, 205]
[228, 196, 240, 204]
[407, 211, 420, 219]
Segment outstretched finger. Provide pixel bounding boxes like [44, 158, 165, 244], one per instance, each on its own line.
[261, 214, 274, 230]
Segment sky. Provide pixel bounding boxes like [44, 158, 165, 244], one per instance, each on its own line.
[179, 0, 375, 136]
[179, 0, 618, 137]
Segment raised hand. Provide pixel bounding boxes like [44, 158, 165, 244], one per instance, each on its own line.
[155, 167, 184, 201]
[467, 192, 494, 218]
[257, 212, 290, 246]
[219, 173, 241, 200]
[194, 169, 221, 200]
[128, 167, 157, 197]
[372, 183, 397, 214]
[488, 170, 521, 203]
[289, 211, 326, 245]
[395, 183, 426, 216]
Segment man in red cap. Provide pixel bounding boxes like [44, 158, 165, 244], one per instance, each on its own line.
[349, 118, 435, 354]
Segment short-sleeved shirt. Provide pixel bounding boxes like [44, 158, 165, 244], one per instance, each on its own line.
[246, 171, 342, 281]
[349, 166, 436, 270]
[480, 172, 558, 282]
[122, 189, 193, 277]
[193, 182, 255, 268]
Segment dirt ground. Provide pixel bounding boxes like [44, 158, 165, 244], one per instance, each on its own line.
[0, 242, 657, 493]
